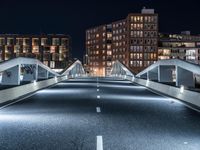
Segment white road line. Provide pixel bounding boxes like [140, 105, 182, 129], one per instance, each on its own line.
[146, 87, 200, 113]
[0, 92, 36, 110]
[97, 136, 103, 150]
[97, 95, 101, 99]
[0, 84, 58, 110]
[146, 88, 175, 101]
[184, 142, 188, 145]
[96, 107, 101, 113]
[97, 89, 100, 92]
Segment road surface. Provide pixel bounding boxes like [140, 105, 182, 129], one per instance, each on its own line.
[0, 77, 200, 150]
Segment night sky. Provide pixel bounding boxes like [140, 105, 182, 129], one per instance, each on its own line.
[0, 0, 200, 60]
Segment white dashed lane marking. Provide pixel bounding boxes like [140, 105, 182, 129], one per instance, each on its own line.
[97, 136, 103, 150]
[96, 107, 101, 113]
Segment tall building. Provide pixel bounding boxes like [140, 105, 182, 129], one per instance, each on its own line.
[158, 31, 200, 64]
[86, 8, 158, 76]
[0, 34, 71, 71]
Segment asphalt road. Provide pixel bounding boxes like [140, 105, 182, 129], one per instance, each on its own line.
[0, 77, 200, 150]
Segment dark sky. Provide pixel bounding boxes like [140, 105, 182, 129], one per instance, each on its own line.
[0, 0, 200, 60]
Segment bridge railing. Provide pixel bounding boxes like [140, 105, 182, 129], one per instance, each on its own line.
[0, 58, 86, 86]
[0, 57, 60, 85]
[136, 59, 200, 89]
[61, 60, 86, 78]
[110, 60, 135, 81]
[110, 59, 200, 109]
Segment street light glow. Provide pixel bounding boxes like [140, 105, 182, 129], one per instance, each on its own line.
[180, 85, 184, 93]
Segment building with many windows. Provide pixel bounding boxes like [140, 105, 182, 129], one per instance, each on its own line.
[0, 34, 71, 71]
[86, 8, 158, 76]
[158, 31, 200, 65]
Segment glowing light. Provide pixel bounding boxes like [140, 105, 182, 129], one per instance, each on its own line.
[180, 85, 184, 94]
[146, 79, 150, 86]
[20, 75, 23, 81]
[184, 142, 188, 145]
[33, 80, 37, 85]
[102, 94, 171, 101]
[37, 88, 91, 94]
[0, 74, 2, 83]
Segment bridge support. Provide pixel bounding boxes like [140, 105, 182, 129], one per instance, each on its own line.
[148, 67, 158, 81]
[48, 72, 55, 78]
[176, 66, 195, 88]
[22, 65, 37, 82]
[140, 73, 148, 79]
[158, 66, 174, 83]
[38, 66, 49, 80]
[1, 65, 20, 85]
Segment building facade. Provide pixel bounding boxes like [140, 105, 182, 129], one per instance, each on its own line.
[86, 8, 158, 76]
[0, 34, 71, 71]
[158, 31, 200, 65]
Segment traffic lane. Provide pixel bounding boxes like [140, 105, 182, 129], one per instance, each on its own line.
[0, 79, 99, 114]
[97, 78, 133, 85]
[98, 81, 162, 100]
[97, 84, 200, 150]
[0, 79, 100, 150]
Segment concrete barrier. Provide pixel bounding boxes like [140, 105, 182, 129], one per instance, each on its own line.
[134, 78, 200, 108]
[0, 76, 68, 104]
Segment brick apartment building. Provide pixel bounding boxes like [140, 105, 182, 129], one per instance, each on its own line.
[86, 8, 158, 76]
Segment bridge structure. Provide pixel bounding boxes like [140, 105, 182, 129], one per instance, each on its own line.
[0, 57, 85, 86]
[0, 57, 200, 150]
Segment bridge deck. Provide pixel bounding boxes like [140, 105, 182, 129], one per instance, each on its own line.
[0, 77, 200, 150]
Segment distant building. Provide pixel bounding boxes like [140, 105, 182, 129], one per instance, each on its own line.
[158, 32, 200, 65]
[86, 8, 158, 76]
[0, 34, 71, 71]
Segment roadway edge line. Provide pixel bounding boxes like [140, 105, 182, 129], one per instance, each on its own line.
[0, 83, 59, 110]
[145, 85, 200, 113]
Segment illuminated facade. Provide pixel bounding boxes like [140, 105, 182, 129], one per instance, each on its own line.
[0, 34, 71, 70]
[158, 31, 200, 64]
[86, 8, 158, 76]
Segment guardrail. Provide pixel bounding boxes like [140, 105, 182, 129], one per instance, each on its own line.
[0, 58, 86, 104]
[110, 60, 135, 81]
[61, 60, 86, 78]
[0, 57, 59, 85]
[0, 76, 67, 105]
[110, 59, 200, 109]
[136, 59, 200, 88]
[0, 58, 86, 86]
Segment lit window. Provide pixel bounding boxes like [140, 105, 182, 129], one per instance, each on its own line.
[43, 61, 48, 66]
[50, 46, 56, 53]
[50, 61, 55, 68]
[41, 38, 48, 46]
[32, 46, 39, 53]
[107, 45, 111, 50]
[107, 51, 112, 55]
[107, 33, 112, 39]
[52, 38, 60, 46]
[32, 38, 39, 46]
